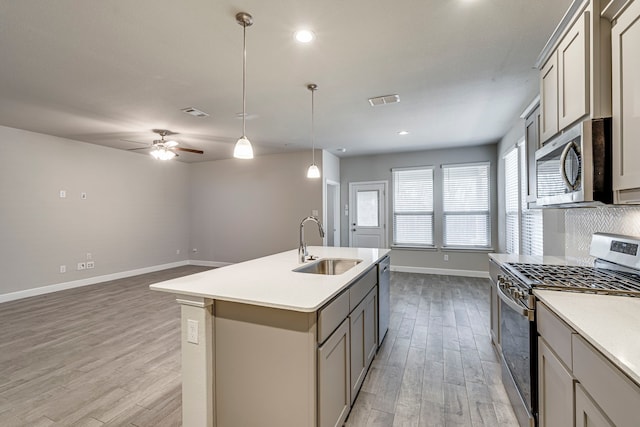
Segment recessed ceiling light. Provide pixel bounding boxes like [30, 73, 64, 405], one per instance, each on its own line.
[398, 130, 409, 136]
[294, 30, 315, 43]
[335, 148, 347, 153]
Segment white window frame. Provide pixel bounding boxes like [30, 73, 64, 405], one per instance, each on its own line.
[391, 166, 435, 248]
[504, 145, 520, 254]
[441, 161, 492, 249]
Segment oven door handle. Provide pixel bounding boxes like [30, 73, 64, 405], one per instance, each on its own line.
[497, 285, 535, 321]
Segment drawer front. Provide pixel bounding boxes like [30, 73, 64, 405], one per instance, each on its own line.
[572, 335, 640, 427]
[537, 302, 574, 369]
[318, 290, 350, 344]
[349, 267, 377, 312]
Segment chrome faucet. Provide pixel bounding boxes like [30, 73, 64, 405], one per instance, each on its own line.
[299, 216, 325, 263]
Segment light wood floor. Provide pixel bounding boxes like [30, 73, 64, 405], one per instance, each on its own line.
[0, 266, 517, 426]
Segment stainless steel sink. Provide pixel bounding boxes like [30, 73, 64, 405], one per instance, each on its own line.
[293, 258, 362, 275]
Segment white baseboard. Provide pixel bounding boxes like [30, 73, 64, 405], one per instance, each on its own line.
[189, 260, 233, 268]
[390, 264, 489, 279]
[0, 259, 234, 304]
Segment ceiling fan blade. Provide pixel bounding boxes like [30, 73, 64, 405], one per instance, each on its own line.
[127, 147, 151, 151]
[121, 138, 149, 145]
[174, 147, 204, 154]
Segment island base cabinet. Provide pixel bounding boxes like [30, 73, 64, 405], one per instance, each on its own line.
[349, 287, 377, 403]
[318, 319, 351, 427]
[575, 384, 614, 427]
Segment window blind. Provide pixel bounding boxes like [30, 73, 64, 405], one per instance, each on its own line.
[504, 148, 519, 254]
[392, 167, 434, 246]
[442, 163, 491, 247]
[520, 143, 543, 255]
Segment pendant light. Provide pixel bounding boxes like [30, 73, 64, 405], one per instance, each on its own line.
[307, 83, 320, 179]
[234, 12, 254, 159]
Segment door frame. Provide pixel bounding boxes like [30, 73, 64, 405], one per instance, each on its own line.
[348, 180, 388, 248]
[323, 179, 341, 247]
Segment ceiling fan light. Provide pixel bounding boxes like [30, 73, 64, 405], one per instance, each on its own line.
[307, 164, 320, 179]
[150, 147, 176, 161]
[234, 136, 254, 159]
[165, 140, 179, 147]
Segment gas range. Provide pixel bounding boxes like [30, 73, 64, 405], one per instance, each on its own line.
[494, 232, 640, 427]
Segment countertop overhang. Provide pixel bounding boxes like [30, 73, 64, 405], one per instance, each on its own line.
[150, 246, 391, 312]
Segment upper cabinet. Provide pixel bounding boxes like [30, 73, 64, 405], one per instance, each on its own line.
[606, 0, 640, 202]
[537, 0, 612, 144]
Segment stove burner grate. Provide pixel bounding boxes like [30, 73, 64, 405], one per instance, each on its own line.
[505, 263, 640, 297]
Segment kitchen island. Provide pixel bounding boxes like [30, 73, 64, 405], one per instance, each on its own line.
[150, 246, 390, 427]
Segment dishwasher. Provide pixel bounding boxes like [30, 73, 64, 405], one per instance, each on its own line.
[377, 255, 390, 347]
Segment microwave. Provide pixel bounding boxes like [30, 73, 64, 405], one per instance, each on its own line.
[535, 118, 612, 207]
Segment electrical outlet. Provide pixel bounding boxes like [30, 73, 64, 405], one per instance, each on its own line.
[187, 319, 199, 344]
[86, 252, 92, 260]
[86, 261, 95, 269]
[59, 190, 66, 198]
[444, 254, 449, 262]
[192, 248, 198, 253]
[59, 265, 66, 273]
[77, 262, 86, 270]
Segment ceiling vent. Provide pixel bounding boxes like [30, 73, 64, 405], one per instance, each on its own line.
[368, 94, 400, 107]
[181, 107, 210, 118]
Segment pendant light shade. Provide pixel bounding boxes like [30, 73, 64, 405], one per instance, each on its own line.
[234, 136, 253, 159]
[307, 164, 320, 178]
[234, 12, 254, 160]
[307, 83, 320, 179]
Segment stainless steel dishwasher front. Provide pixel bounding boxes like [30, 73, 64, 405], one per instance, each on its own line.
[377, 255, 390, 347]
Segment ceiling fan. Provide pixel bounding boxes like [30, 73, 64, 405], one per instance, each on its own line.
[127, 129, 204, 160]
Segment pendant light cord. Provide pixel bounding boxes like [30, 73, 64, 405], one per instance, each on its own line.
[311, 87, 315, 164]
[242, 22, 247, 137]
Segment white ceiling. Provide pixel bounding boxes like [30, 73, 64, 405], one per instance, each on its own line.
[0, 0, 572, 162]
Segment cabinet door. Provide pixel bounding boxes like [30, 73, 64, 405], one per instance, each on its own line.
[612, 0, 640, 198]
[541, 53, 559, 142]
[538, 337, 575, 427]
[575, 384, 614, 427]
[524, 105, 540, 201]
[318, 319, 351, 427]
[349, 288, 377, 403]
[363, 288, 378, 369]
[558, 11, 590, 130]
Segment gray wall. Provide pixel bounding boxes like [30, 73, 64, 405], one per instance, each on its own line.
[0, 125, 190, 295]
[189, 151, 323, 264]
[340, 145, 498, 274]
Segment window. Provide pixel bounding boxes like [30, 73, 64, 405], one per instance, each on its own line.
[504, 143, 543, 255]
[442, 163, 491, 248]
[392, 167, 434, 246]
[504, 147, 520, 254]
[519, 143, 543, 256]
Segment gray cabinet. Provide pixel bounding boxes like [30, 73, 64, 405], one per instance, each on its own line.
[349, 287, 377, 403]
[488, 259, 501, 350]
[538, 0, 611, 143]
[575, 384, 614, 427]
[611, 0, 640, 203]
[318, 319, 351, 427]
[524, 103, 541, 203]
[538, 337, 575, 427]
[538, 301, 640, 427]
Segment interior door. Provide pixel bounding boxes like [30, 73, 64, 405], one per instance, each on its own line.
[349, 181, 387, 248]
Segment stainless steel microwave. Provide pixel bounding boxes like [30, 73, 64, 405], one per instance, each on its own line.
[535, 118, 612, 207]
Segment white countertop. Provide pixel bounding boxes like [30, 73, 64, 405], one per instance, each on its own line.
[150, 246, 390, 312]
[535, 290, 640, 386]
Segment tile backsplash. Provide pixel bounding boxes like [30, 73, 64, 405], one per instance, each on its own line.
[565, 206, 640, 265]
